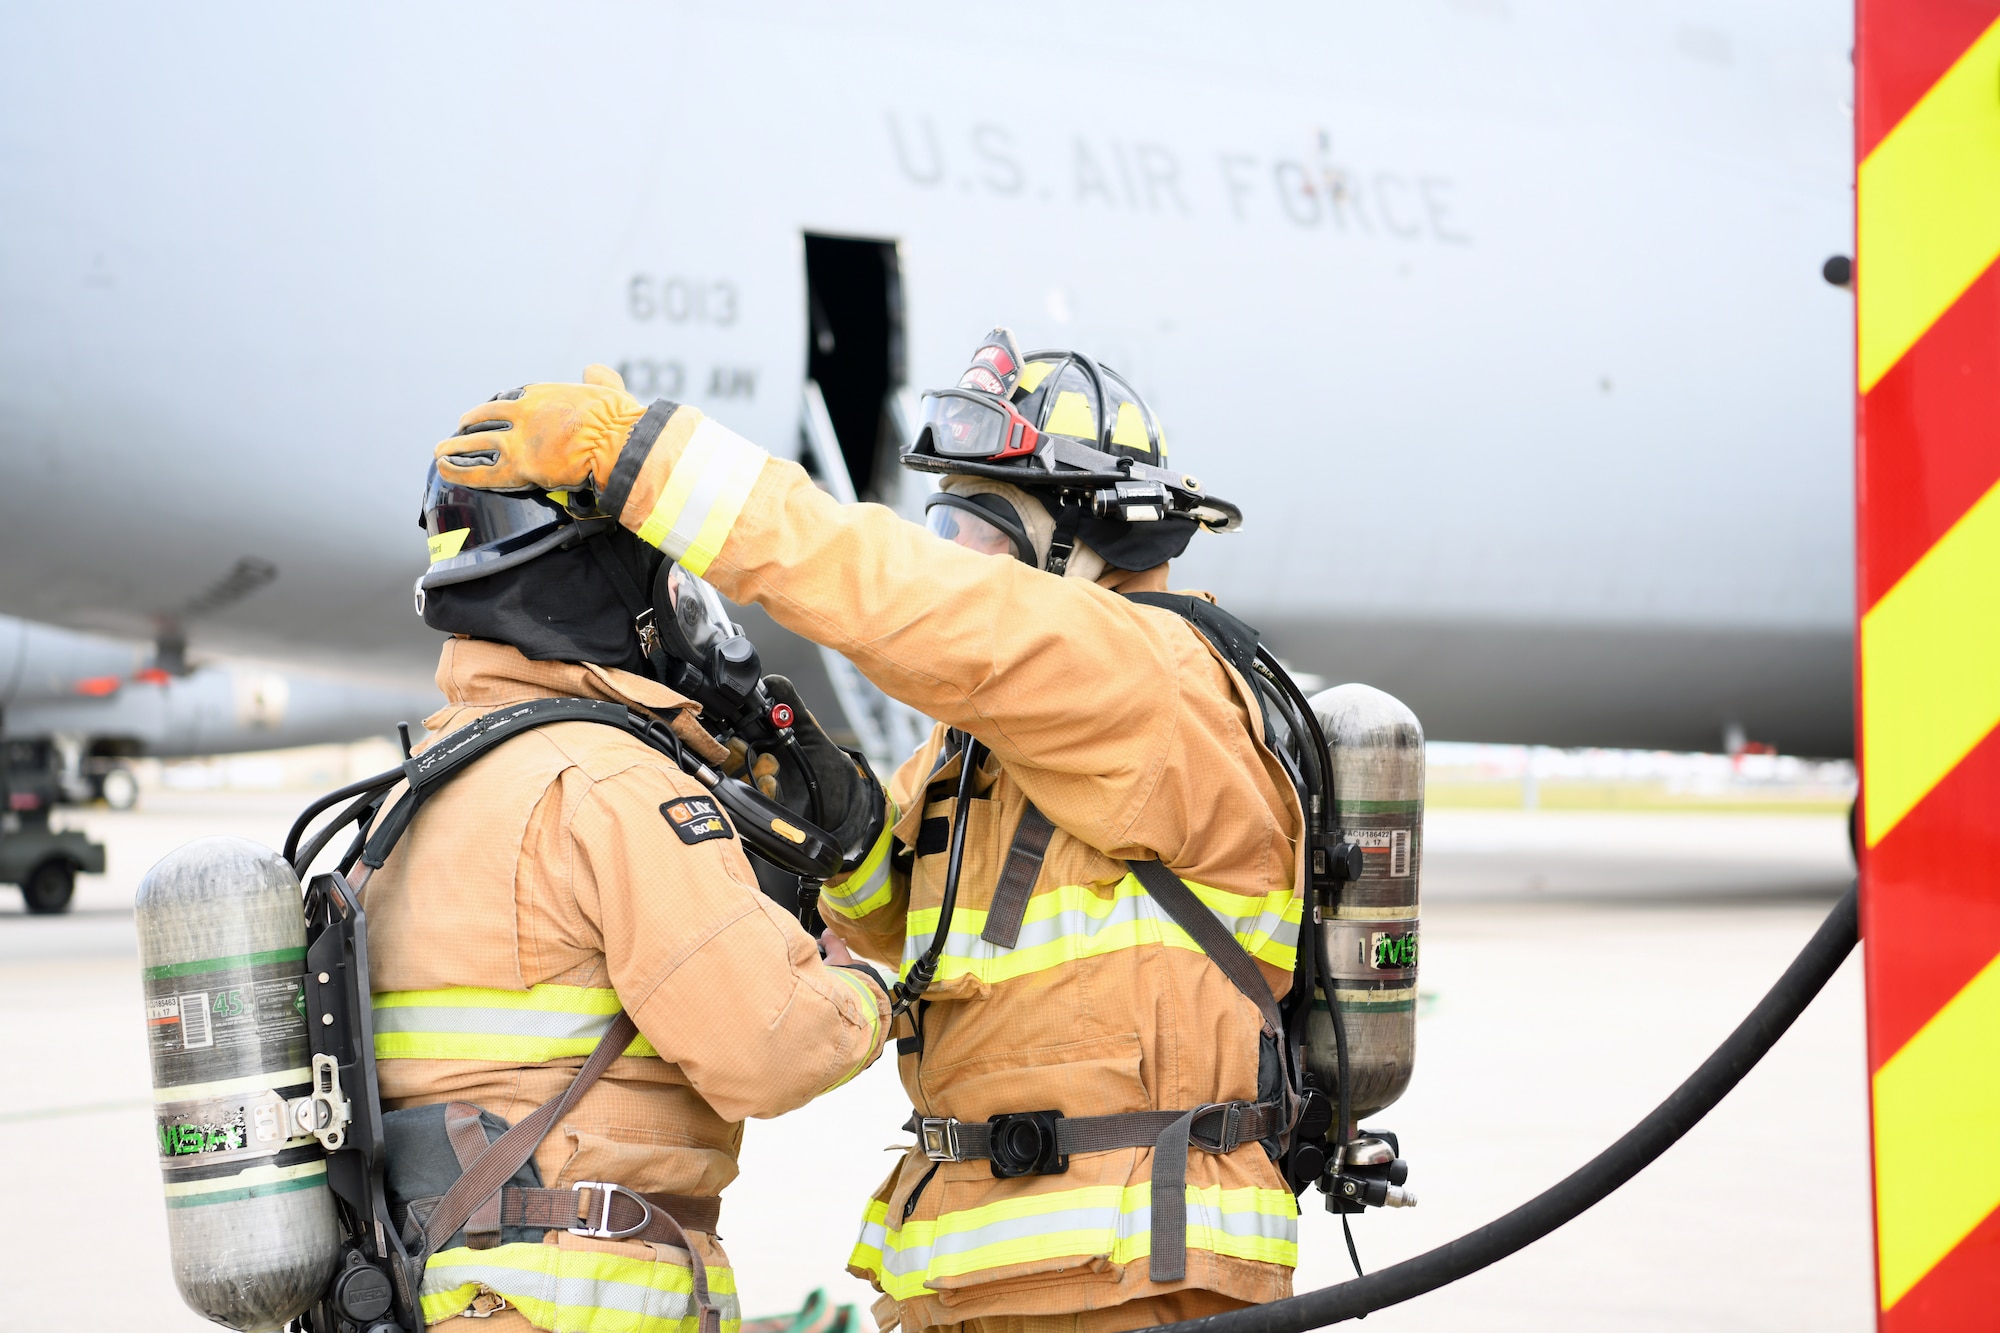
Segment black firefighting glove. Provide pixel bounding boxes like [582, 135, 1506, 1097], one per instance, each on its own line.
[757, 676, 888, 872]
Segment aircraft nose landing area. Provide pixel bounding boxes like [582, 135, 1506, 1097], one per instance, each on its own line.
[0, 792, 1867, 1331]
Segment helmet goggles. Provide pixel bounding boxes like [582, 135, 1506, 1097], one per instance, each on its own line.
[916, 389, 1043, 462]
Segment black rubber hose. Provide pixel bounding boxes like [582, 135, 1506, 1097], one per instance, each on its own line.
[893, 736, 984, 1015]
[1154, 881, 1860, 1333]
[283, 766, 403, 865]
[775, 725, 825, 828]
[291, 786, 390, 877]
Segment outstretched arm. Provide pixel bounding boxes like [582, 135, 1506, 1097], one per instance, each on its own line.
[609, 406, 1206, 843]
[438, 388, 1300, 888]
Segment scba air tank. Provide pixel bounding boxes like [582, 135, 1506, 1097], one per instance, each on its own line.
[137, 837, 340, 1331]
[1305, 684, 1422, 1122]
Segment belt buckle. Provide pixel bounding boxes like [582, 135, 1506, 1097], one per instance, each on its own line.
[569, 1181, 650, 1240]
[1189, 1102, 1247, 1154]
[919, 1117, 963, 1163]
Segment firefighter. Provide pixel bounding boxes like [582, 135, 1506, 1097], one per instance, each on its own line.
[436, 340, 1304, 1333]
[368, 461, 893, 1332]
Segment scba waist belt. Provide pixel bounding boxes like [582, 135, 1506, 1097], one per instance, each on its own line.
[910, 1101, 1281, 1174]
[406, 1181, 721, 1250]
[905, 1101, 1281, 1282]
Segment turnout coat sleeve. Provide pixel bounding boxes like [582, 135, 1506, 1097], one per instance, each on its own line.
[568, 766, 890, 1123]
[614, 407, 1303, 968]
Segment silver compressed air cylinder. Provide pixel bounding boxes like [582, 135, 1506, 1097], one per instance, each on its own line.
[1305, 684, 1422, 1123]
[136, 837, 340, 1332]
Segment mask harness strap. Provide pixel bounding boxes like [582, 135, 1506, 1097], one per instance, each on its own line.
[1043, 495, 1088, 576]
[584, 531, 674, 679]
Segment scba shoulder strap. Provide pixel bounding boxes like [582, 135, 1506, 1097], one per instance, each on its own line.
[1120, 589, 1342, 1197]
[1122, 590, 1262, 681]
[361, 697, 652, 869]
[322, 696, 841, 882]
[1125, 858, 1283, 1036]
[978, 803, 1056, 949]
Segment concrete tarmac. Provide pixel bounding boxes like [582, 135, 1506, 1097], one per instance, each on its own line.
[0, 794, 1866, 1331]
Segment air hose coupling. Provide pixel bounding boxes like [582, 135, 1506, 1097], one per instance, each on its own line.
[893, 954, 941, 1016]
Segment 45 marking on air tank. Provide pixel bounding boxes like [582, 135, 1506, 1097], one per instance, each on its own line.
[142, 947, 312, 1089]
[661, 796, 733, 845]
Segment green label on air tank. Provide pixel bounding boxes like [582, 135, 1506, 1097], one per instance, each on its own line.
[1371, 930, 1419, 970]
[160, 1114, 249, 1158]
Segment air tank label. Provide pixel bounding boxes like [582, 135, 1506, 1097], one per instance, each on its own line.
[1348, 829, 1412, 878]
[1334, 801, 1423, 914]
[142, 948, 310, 1093]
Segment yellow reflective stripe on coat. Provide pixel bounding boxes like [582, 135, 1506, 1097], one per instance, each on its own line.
[372, 984, 660, 1063]
[822, 811, 897, 920]
[848, 1182, 1298, 1300]
[851, 1197, 891, 1279]
[899, 874, 1301, 984]
[423, 1240, 742, 1332]
[634, 418, 768, 576]
[823, 968, 884, 1091]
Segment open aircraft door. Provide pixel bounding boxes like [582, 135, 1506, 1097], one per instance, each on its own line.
[1854, 4, 2000, 1324]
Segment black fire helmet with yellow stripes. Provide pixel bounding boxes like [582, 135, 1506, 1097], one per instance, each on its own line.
[905, 328, 1241, 574]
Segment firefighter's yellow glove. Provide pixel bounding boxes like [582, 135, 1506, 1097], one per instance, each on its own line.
[435, 364, 646, 492]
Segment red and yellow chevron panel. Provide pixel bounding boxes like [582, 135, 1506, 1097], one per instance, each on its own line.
[1857, 4, 2000, 1326]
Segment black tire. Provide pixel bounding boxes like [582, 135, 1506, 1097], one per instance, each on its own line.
[22, 860, 74, 915]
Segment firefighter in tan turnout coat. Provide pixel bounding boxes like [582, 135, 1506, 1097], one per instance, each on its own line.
[373, 463, 894, 1332]
[437, 337, 1306, 1333]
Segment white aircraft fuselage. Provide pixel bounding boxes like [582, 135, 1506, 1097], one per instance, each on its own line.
[0, 2, 1857, 754]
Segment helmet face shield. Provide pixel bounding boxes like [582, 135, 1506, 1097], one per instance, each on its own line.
[418, 466, 584, 590]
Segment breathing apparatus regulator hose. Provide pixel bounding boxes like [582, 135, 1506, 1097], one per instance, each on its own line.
[771, 722, 825, 828]
[892, 735, 986, 1016]
[1153, 881, 1861, 1333]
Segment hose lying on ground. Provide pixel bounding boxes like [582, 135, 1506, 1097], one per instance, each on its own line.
[1155, 882, 1861, 1333]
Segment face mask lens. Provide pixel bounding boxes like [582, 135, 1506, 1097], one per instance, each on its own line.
[926, 503, 1021, 559]
[664, 563, 736, 658]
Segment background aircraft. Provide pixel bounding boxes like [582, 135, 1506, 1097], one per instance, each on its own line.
[0, 614, 434, 806]
[0, 1, 1857, 761]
